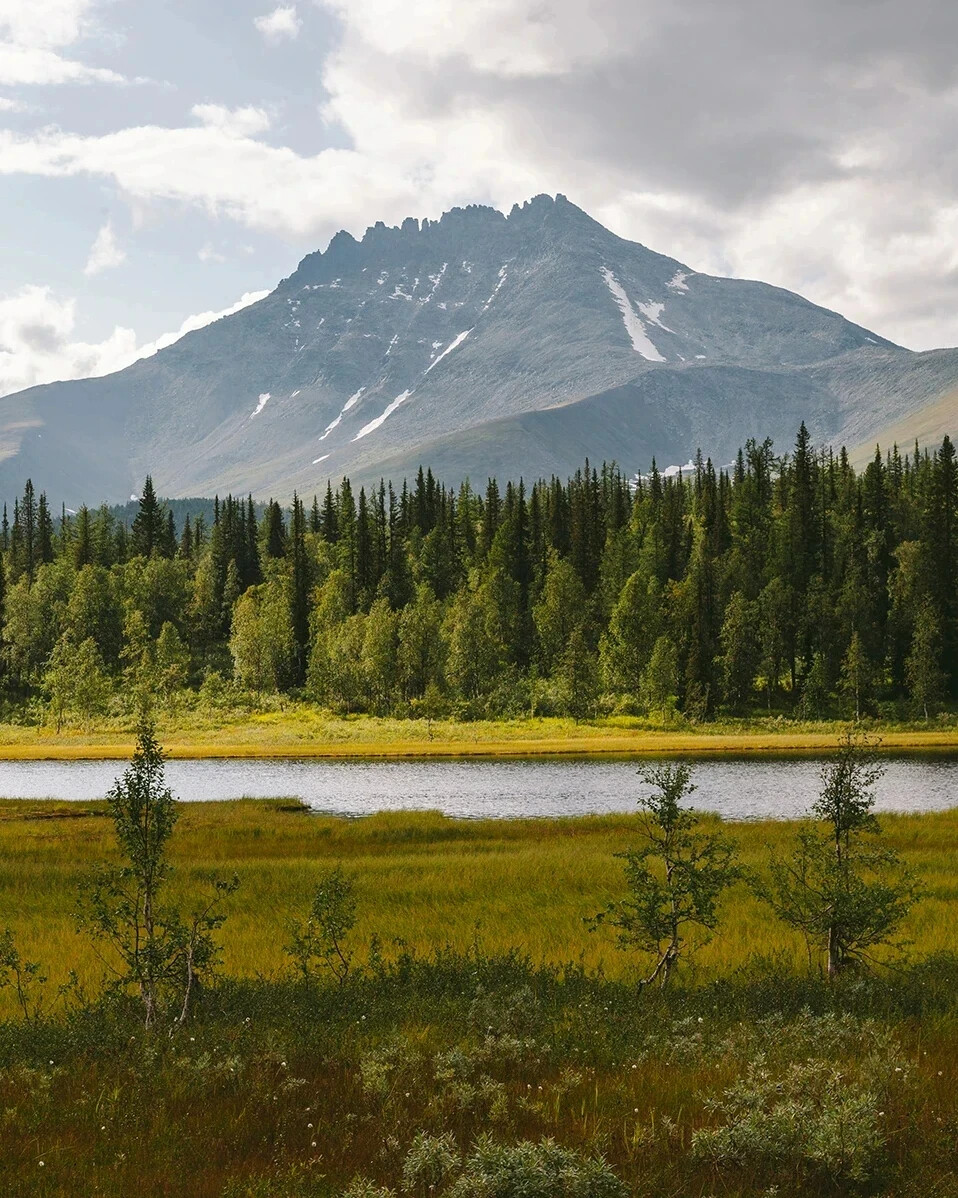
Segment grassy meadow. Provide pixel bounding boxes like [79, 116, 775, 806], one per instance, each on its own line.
[4, 797, 958, 1196]
[5, 800, 958, 996]
[2, 705, 958, 758]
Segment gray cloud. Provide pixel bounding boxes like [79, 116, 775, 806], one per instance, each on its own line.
[3, 0, 958, 389]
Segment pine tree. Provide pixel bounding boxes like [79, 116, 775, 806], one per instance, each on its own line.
[180, 514, 193, 563]
[264, 500, 287, 559]
[36, 493, 54, 565]
[718, 590, 757, 708]
[289, 494, 311, 683]
[74, 506, 93, 569]
[130, 476, 165, 559]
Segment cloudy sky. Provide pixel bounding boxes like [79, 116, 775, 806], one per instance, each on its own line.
[2, 0, 958, 398]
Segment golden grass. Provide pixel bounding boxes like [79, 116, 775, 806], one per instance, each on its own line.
[1, 707, 958, 759]
[4, 801, 958, 1013]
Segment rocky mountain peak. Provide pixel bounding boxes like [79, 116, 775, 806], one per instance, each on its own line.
[0, 195, 947, 506]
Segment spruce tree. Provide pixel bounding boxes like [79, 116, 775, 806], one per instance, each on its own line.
[289, 494, 311, 683]
[36, 493, 54, 565]
[131, 476, 164, 559]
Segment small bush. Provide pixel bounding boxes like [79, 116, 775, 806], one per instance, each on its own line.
[692, 1056, 891, 1183]
[447, 1136, 626, 1198]
[401, 1132, 459, 1194]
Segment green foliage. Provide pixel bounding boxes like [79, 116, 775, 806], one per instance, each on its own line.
[78, 722, 237, 1026]
[718, 590, 758, 707]
[285, 867, 357, 986]
[757, 733, 920, 975]
[840, 631, 874, 721]
[692, 1058, 888, 1183]
[231, 582, 295, 693]
[0, 929, 46, 1021]
[2, 432, 958, 725]
[590, 763, 741, 986]
[555, 625, 598, 722]
[533, 552, 586, 676]
[43, 635, 111, 732]
[444, 1136, 625, 1198]
[640, 634, 679, 716]
[906, 602, 944, 719]
[401, 1132, 459, 1194]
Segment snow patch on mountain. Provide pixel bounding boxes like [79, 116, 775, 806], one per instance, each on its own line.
[600, 269, 666, 363]
[482, 265, 508, 312]
[250, 392, 271, 418]
[424, 329, 472, 374]
[354, 389, 414, 441]
[638, 301, 675, 334]
[319, 387, 366, 441]
[667, 270, 690, 293]
[420, 264, 447, 304]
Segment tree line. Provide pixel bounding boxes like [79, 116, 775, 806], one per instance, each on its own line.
[0, 423, 956, 724]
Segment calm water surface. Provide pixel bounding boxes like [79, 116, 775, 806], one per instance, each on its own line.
[1, 756, 956, 820]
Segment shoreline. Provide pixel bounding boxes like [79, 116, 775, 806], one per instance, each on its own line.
[0, 726, 957, 761]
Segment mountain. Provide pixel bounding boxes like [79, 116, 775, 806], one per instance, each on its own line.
[2, 193, 957, 504]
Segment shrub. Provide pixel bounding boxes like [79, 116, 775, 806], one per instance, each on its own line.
[692, 1056, 890, 1183]
[401, 1132, 459, 1194]
[286, 867, 357, 986]
[447, 1136, 626, 1198]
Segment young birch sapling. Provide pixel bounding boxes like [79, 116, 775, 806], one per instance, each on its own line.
[757, 733, 919, 977]
[78, 721, 237, 1028]
[286, 866, 357, 985]
[590, 763, 741, 987]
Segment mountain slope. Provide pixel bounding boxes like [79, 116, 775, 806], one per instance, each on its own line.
[0, 193, 954, 503]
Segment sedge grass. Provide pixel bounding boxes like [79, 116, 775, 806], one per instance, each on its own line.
[3, 801, 958, 1010]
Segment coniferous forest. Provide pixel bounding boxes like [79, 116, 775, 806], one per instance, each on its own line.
[1, 423, 957, 727]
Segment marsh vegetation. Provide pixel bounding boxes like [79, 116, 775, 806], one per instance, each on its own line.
[1, 730, 956, 1195]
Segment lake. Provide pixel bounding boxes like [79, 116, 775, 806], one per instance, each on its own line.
[0, 755, 956, 820]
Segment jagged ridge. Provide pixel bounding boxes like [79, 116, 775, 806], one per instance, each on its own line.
[0, 194, 952, 504]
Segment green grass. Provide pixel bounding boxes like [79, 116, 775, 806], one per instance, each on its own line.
[3, 801, 958, 1003]
[4, 802, 958, 1196]
[3, 704, 958, 758]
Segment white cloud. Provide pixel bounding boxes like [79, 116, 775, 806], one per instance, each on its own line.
[0, 285, 268, 397]
[0, 286, 136, 395]
[133, 290, 269, 359]
[254, 5, 301, 42]
[2, 0, 958, 349]
[0, 120, 419, 238]
[0, 95, 24, 111]
[191, 103, 272, 138]
[83, 219, 125, 276]
[0, 0, 128, 86]
[0, 41, 124, 85]
[0, 0, 92, 50]
[198, 242, 227, 263]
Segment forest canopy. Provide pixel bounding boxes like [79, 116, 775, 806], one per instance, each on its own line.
[1, 424, 956, 726]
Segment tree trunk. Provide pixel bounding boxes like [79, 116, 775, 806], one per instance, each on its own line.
[827, 926, 840, 978]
